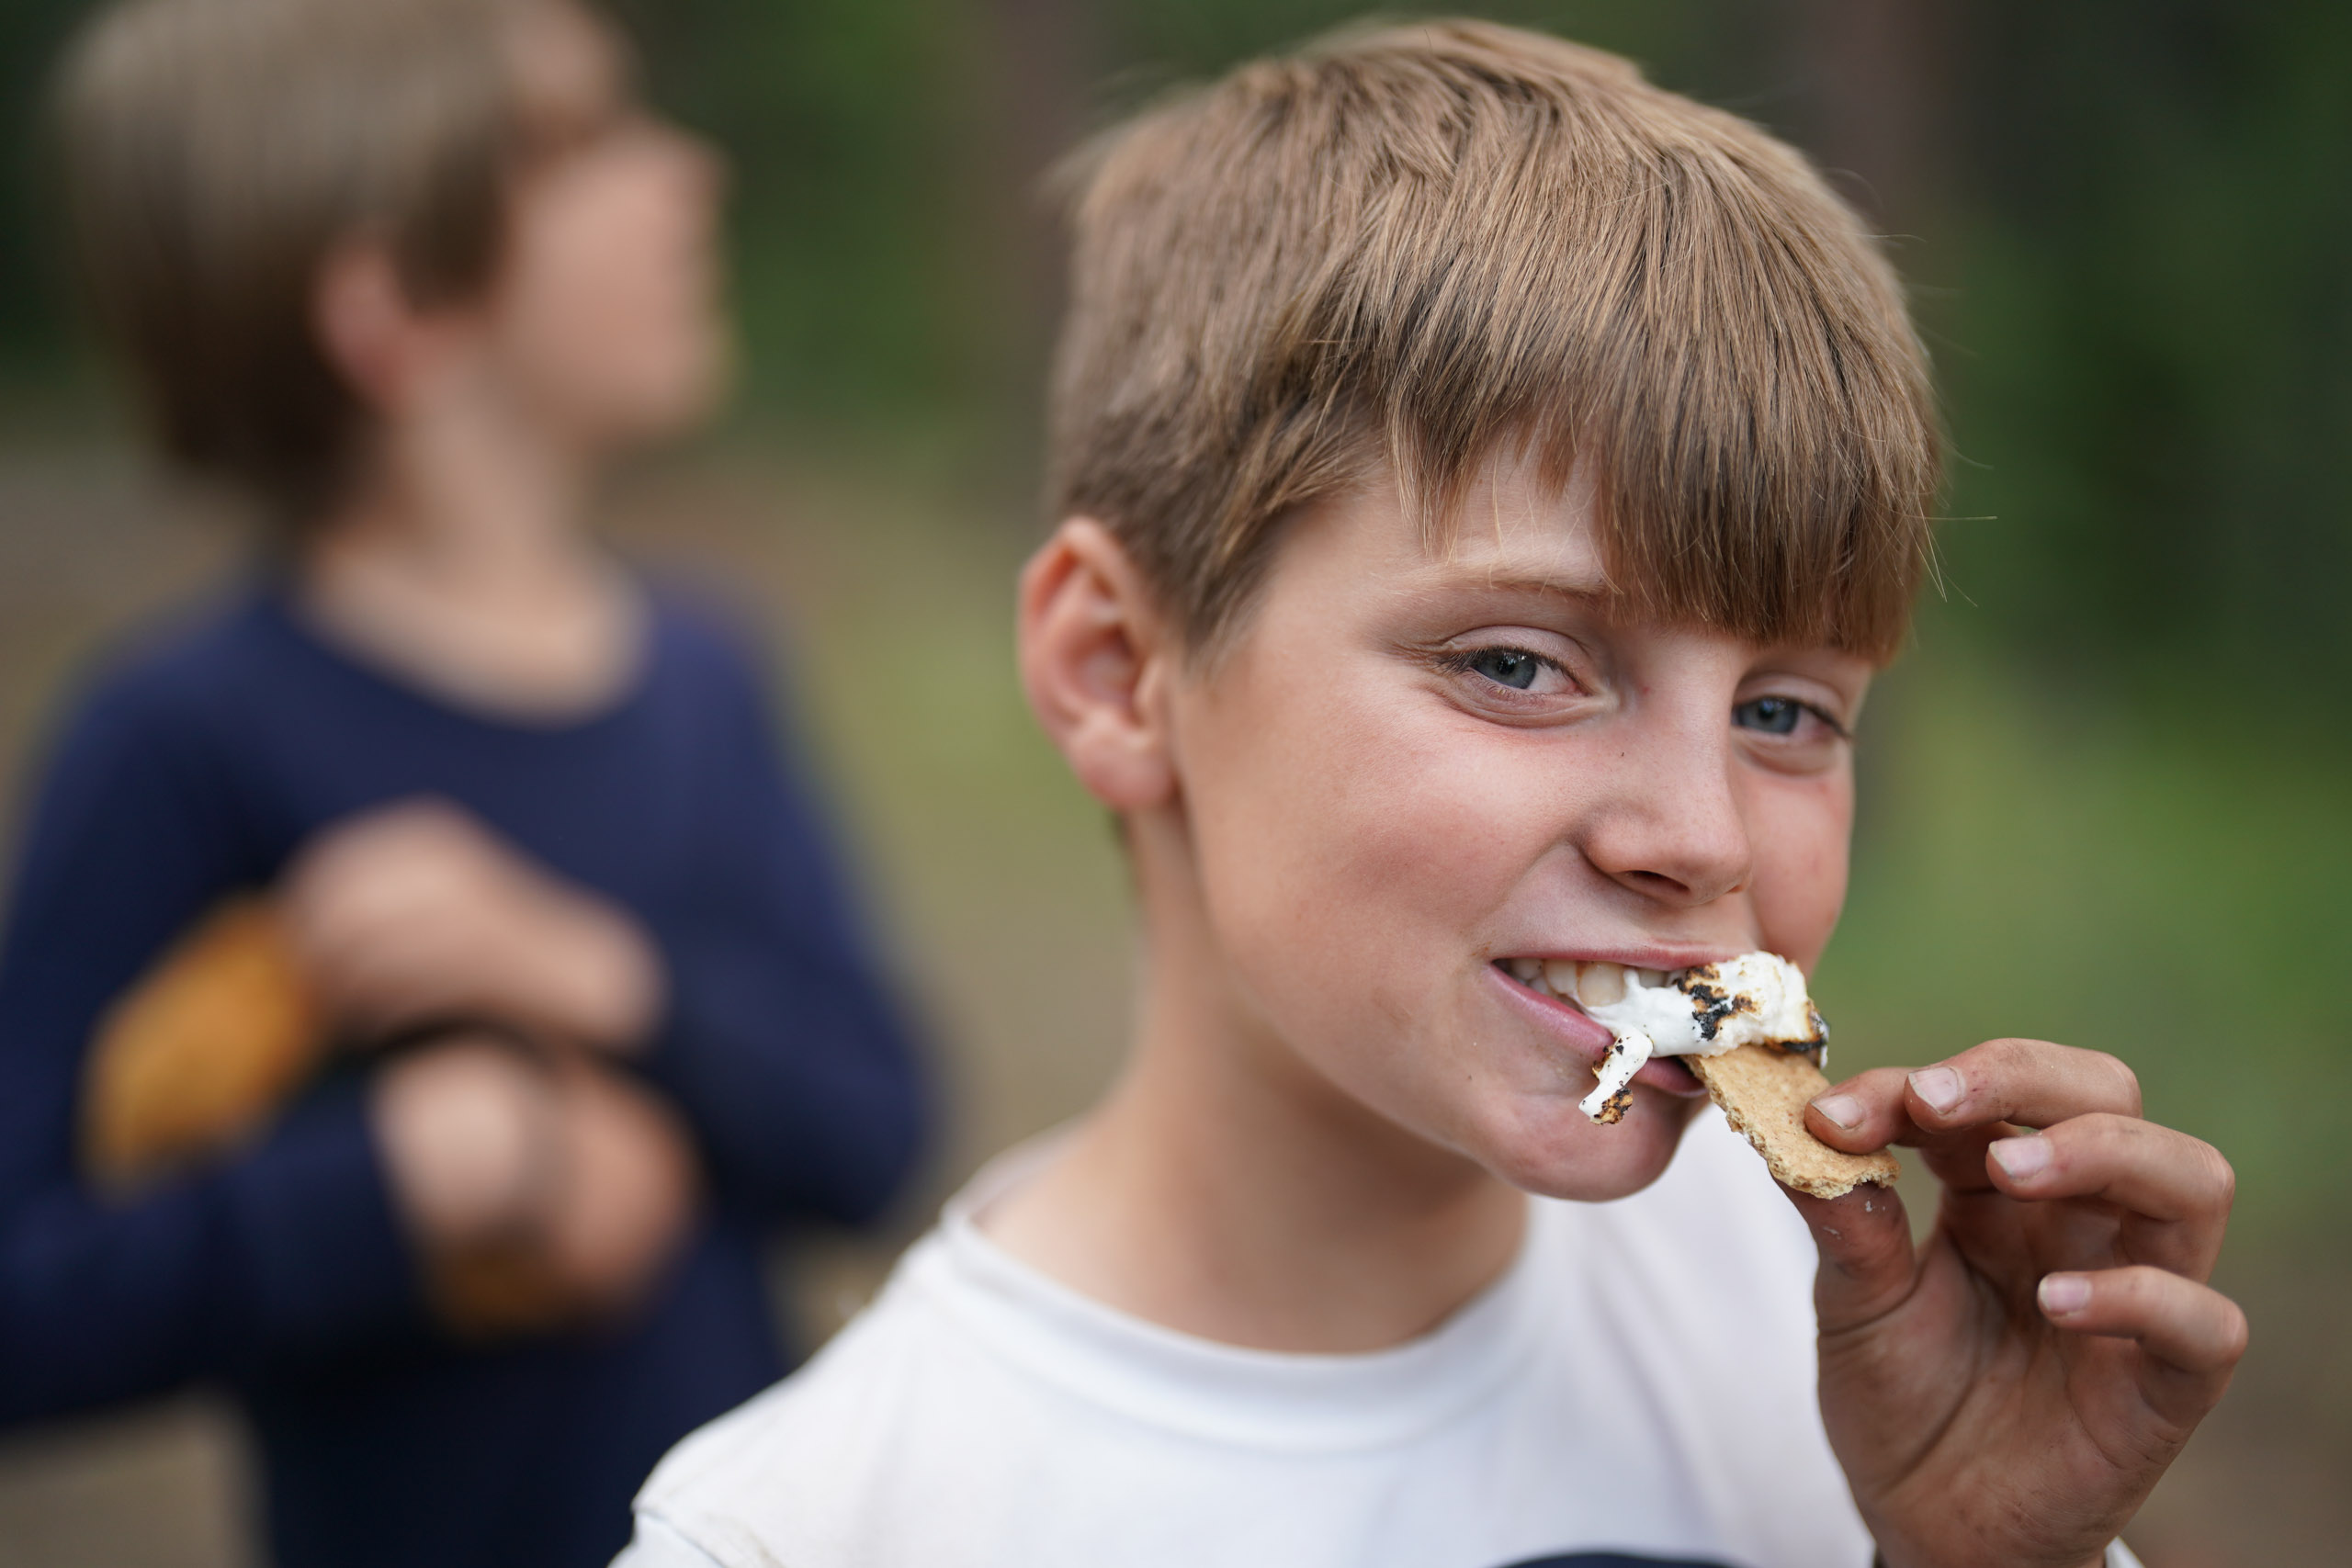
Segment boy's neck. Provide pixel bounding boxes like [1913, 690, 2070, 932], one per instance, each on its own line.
[982, 814, 1528, 1355]
[298, 398, 641, 719]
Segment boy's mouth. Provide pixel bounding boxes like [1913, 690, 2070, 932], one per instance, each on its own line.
[1489, 958, 1706, 1093]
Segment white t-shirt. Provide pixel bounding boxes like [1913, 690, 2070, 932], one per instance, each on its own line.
[619, 1111, 2138, 1568]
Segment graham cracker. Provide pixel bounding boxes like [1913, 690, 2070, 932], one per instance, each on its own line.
[1686, 1044, 1899, 1200]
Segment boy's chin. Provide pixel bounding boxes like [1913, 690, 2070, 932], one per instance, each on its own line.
[1470, 1090, 1702, 1203]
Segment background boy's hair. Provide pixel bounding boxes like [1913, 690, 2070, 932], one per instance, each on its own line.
[54, 0, 545, 524]
[1048, 18, 1941, 660]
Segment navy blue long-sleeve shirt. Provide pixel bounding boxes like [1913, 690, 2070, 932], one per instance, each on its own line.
[0, 581, 929, 1568]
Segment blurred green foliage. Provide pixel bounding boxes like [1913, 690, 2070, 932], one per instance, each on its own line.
[611, 0, 1019, 420]
[1942, 1, 2352, 708]
[0, 0, 82, 376]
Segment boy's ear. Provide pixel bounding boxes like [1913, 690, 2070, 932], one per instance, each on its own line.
[311, 239, 469, 416]
[1017, 518, 1178, 812]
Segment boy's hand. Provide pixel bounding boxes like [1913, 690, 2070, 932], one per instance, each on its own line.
[283, 799, 664, 1051]
[370, 1037, 700, 1331]
[1791, 1039, 2245, 1568]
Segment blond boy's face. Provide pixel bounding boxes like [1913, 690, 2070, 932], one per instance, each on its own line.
[1165, 462, 1873, 1200]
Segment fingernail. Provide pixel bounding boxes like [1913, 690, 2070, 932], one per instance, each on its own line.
[1990, 1134, 2052, 1180]
[1811, 1093, 1864, 1131]
[1908, 1066, 1964, 1115]
[2039, 1273, 2091, 1316]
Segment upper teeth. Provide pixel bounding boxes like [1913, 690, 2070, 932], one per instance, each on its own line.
[1506, 958, 1640, 1006]
[1578, 961, 1628, 1005]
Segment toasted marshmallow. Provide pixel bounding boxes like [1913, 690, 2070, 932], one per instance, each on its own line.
[1575, 953, 1826, 1123]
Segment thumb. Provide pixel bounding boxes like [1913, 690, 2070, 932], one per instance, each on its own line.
[1782, 1182, 1917, 1332]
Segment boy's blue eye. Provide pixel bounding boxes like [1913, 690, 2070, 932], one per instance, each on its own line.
[1468, 649, 1541, 689]
[1734, 696, 1804, 735]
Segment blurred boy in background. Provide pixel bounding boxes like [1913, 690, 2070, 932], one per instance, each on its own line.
[0, 2, 928, 1564]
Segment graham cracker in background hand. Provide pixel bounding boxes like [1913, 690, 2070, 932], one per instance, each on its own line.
[1688, 1044, 1899, 1200]
[83, 897, 322, 1191]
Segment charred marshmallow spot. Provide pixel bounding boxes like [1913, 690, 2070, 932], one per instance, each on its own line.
[1566, 953, 1829, 1123]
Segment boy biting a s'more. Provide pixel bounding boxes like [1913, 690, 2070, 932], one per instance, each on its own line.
[619, 21, 2242, 1568]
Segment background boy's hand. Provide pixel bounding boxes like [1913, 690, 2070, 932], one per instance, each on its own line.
[283, 799, 665, 1051]
[370, 1036, 700, 1332]
[1789, 1039, 2245, 1568]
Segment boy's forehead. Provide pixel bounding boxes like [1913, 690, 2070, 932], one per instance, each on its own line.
[1434, 467, 1611, 592]
[1334, 457, 1620, 606]
[510, 2, 630, 137]
[1285, 458, 1865, 670]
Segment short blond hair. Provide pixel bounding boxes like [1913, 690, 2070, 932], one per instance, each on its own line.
[54, 0, 540, 522]
[1048, 19, 1940, 660]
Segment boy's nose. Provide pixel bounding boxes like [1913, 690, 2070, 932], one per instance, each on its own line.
[1576, 723, 1754, 909]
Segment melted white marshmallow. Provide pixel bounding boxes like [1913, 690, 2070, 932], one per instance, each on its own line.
[1576, 953, 1826, 1122]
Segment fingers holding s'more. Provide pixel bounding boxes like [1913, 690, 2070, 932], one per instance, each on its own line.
[1804, 1065, 1916, 1149]
[1804, 1038, 2235, 1283]
[1804, 1064, 2011, 1199]
[1986, 1115, 2234, 1280]
[1810, 1039, 2142, 1144]
[2037, 1265, 2248, 1420]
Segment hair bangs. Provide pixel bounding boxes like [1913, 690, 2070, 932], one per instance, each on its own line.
[1052, 20, 1942, 662]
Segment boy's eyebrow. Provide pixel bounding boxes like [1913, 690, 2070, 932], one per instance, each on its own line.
[1425, 563, 1621, 603]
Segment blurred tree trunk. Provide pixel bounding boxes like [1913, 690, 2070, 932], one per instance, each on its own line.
[1776, 0, 1962, 859]
[1781, 0, 1959, 231]
[970, 0, 1102, 371]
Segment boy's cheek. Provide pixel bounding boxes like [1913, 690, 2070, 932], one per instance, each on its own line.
[1745, 773, 1854, 969]
[1192, 723, 1509, 993]
[1183, 732, 1477, 1024]
[1187, 733, 1690, 1201]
